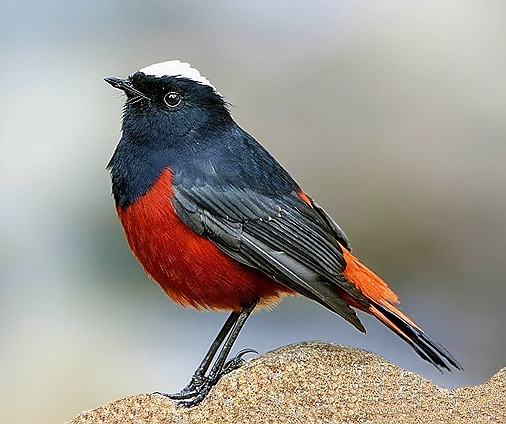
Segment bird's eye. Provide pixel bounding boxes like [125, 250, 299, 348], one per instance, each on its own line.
[164, 92, 182, 108]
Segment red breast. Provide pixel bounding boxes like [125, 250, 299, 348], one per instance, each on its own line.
[116, 168, 294, 311]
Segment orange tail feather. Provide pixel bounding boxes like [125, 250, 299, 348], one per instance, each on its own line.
[340, 246, 462, 371]
[341, 247, 421, 331]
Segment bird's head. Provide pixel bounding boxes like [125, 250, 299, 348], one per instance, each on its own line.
[105, 60, 231, 146]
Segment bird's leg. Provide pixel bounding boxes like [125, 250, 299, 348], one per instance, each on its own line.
[155, 310, 240, 400]
[156, 298, 258, 407]
[203, 300, 257, 382]
[177, 299, 257, 407]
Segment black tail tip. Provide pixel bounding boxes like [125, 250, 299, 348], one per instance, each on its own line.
[416, 332, 463, 373]
[371, 301, 463, 372]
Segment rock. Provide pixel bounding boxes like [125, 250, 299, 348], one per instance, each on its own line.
[66, 342, 505, 423]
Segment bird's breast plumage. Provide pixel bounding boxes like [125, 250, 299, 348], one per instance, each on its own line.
[116, 168, 294, 310]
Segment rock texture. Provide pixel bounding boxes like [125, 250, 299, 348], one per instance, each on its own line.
[67, 342, 505, 423]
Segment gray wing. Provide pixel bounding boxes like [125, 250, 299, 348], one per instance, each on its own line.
[172, 182, 369, 332]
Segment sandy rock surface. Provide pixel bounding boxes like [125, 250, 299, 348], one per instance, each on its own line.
[67, 342, 505, 423]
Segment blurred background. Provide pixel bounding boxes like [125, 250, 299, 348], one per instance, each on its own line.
[1, 1, 505, 422]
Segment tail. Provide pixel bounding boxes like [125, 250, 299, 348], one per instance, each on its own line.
[341, 247, 463, 372]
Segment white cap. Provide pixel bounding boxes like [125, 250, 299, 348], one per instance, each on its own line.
[139, 60, 217, 93]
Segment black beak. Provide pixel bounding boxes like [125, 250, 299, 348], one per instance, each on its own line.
[104, 76, 150, 100]
[104, 76, 129, 90]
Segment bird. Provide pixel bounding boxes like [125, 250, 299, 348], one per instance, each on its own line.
[104, 60, 462, 407]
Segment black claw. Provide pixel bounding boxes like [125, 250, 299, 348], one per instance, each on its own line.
[155, 389, 196, 400]
[235, 347, 259, 358]
[221, 348, 258, 375]
[154, 373, 220, 407]
[154, 373, 207, 400]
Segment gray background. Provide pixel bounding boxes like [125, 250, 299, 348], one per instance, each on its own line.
[1, 1, 505, 422]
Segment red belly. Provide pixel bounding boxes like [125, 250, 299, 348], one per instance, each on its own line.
[116, 169, 294, 311]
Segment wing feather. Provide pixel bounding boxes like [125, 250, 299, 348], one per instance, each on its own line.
[172, 184, 369, 331]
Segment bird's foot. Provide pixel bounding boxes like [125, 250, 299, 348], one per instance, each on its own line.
[156, 371, 225, 408]
[221, 348, 257, 375]
[155, 374, 216, 407]
[155, 348, 258, 407]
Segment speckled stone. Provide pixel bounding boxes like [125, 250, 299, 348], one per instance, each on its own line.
[66, 342, 505, 424]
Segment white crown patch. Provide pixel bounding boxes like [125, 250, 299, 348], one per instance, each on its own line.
[139, 60, 217, 92]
